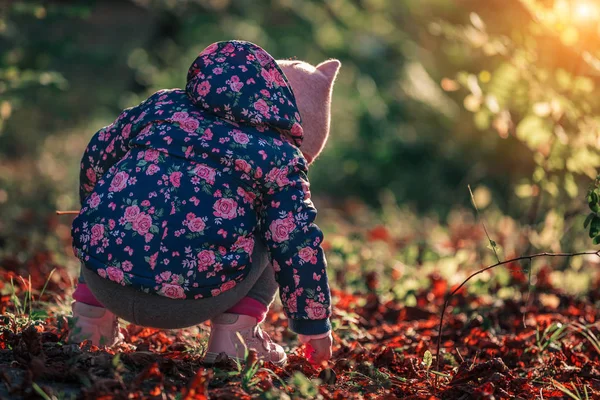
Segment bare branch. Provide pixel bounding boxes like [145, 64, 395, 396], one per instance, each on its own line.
[434, 249, 600, 388]
[56, 211, 80, 215]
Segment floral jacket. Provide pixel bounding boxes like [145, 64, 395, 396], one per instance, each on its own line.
[71, 40, 331, 335]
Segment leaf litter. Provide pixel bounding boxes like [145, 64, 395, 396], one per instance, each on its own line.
[1, 223, 600, 399]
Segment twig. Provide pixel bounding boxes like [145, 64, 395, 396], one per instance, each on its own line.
[434, 249, 600, 388]
[468, 184, 500, 263]
[523, 257, 533, 328]
[455, 347, 464, 364]
[56, 210, 80, 215]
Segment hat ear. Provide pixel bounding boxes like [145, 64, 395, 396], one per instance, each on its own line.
[316, 59, 341, 84]
[279, 59, 341, 164]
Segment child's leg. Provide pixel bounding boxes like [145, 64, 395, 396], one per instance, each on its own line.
[206, 237, 286, 365]
[69, 263, 122, 346]
[72, 263, 104, 307]
[225, 262, 278, 322]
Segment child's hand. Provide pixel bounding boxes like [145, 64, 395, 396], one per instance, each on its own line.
[299, 332, 333, 365]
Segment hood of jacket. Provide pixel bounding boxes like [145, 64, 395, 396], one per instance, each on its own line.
[185, 40, 304, 147]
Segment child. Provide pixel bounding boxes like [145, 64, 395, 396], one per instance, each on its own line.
[69, 40, 340, 365]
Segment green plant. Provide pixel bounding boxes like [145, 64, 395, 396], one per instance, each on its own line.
[585, 178, 600, 243]
[32, 382, 54, 400]
[289, 372, 320, 398]
[571, 322, 600, 357]
[552, 380, 590, 400]
[535, 322, 569, 353]
[2, 272, 55, 335]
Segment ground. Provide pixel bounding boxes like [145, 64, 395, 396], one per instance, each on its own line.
[1, 208, 600, 399]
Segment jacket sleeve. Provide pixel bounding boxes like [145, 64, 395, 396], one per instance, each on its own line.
[79, 96, 154, 205]
[259, 155, 332, 335]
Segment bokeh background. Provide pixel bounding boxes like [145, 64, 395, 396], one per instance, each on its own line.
[2, 0, 600, 298]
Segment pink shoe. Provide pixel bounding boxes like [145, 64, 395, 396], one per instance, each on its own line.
[204, 313, 287, 366]
[68, 301, 123, 347]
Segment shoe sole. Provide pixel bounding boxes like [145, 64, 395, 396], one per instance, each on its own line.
[203, 351, 287, 367]
[203, 352, 242, 365]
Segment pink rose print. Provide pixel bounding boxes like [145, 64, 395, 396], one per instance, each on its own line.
[109, 171, 129, 192]
[234, 159, 251, 173]
[237, 187, 256, 204]
[180, 118, 199, 133]
[146, 164, 160, 175]
[169, 171, 183, 187]
[269, 216, 295, 243]
[273, 69, 286, 87]
[228, 75, 244, 92]
[122, 260, 133, 272]
[222, 42, 235, 53]
[260, 68, 273, 84]
[202, 42, 219, 55]
[211, 288, 221, 296]
[232, 130, 249, 145]
[194, 164, 216, 184]
[261, 68, 286, 87]
[305, 300, 328, 320]
[197, 250, 216, 270]
[291, 122, 303, 138]
[98, 269, 107, 279]
[301, 181, 311, 200]
[220, 280, 237, 292]
[272, 259, 281, 272]
[159, 271, 171, 282]
[86, 168, 96, 184]
[171, 111, 189, 122]
[148, 251, 158, 269]
[160, 284, 186, 299]
[106, 267, 124, 284]
[188, 217, 206, 233]
[91, 224, 104, 244]
[253, 99, 270, 116]
[298, 247, 317, 264]
[145, 149, 160, 162]
[124, 205, 140, 222]
[122, 123, 132, 139]
[253, 48, 271, 66]
[88, 193, 101, 209]
[132, 212, 153, 235]
[286, 296, 298, 313]
[197, 81, 211, 97]
[233, 236, 254, 254]
[213, 198, 238, 220]
[202, 128, 213, 140]
[266, 167, 289, 187]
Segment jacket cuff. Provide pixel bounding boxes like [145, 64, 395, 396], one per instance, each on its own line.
[288, 318, 331, 335]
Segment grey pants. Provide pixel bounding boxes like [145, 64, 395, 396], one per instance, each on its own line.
[81, 237, 278, 329]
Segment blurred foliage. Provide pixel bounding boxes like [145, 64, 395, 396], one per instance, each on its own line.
[434, 0, 600, 212]
[2, 0, 600, 259]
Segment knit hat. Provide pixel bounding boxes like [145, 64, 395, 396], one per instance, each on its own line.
[277, 59, 341, 163]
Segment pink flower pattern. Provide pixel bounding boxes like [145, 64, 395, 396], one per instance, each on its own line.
[72, 41, 330, 331]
